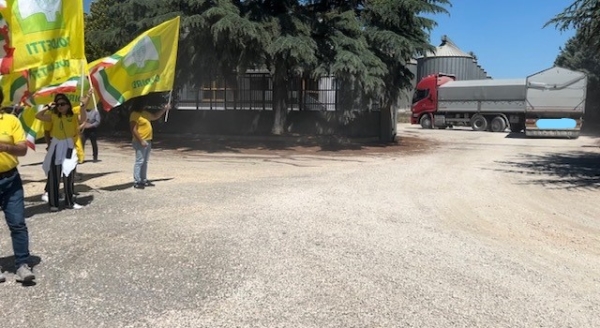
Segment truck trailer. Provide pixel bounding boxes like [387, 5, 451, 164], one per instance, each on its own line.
[410, 66, 587, 138]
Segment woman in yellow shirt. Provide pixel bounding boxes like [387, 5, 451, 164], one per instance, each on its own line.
[130, 102, 170, 189]
[36, 94, 84, 211]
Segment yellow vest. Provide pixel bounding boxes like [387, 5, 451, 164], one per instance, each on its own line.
[130, 111, 153, 141]
[0, 113, 26, 172]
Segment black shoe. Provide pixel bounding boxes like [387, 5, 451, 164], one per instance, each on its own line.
[144, 180, 155, 187]
[133, 183, 145, 189]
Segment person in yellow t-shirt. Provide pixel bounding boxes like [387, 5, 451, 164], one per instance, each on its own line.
[39, 91, 93, 203]
[36, 93, 86, 211]
[129, 102, 171, 189]
[0, 89, 35, 283]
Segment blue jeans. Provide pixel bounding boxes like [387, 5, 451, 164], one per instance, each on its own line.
[133, 140, 151, 184]
[0, 170, 30, 268]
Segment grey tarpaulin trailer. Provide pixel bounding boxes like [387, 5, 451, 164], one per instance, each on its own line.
[412, 66, 587, 138]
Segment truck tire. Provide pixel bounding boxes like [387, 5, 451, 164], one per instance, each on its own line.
[470, 115, 488, 131]
[490, 116, 507, 132]
[420, 115, 433, 129]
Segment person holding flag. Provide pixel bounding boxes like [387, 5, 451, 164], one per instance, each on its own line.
[130, 99, 171, 189]
[36, 92, 90, 211]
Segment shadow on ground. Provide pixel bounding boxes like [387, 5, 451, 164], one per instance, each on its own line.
[494, 151, 600, 189]
[25, 195, 95, 218]
[100, 132, 437, 156]
[0, 255, 42, 273]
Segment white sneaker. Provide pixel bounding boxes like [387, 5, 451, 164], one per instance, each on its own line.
[41, 192, 64, 202]
[70, 203, 84, 210]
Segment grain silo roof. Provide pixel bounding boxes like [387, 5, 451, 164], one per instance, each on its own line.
[419, 35, 473, 58]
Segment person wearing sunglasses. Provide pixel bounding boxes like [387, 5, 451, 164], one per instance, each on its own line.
[36, 93, 89, 211]
[0, 89, 35, 283]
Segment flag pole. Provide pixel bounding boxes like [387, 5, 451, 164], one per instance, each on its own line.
[79, 60, 85, 100]
[164, 90, 172, 122]
[86, 73, 98, 110]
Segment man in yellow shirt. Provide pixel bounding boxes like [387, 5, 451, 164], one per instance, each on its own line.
[0, 89, 35, 283]
[130, 102, 170, 189]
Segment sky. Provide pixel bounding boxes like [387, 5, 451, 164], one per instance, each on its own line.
[423, 0, 576, 79]
[84, 0, 577, 79]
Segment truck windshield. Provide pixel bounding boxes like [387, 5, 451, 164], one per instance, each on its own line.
[412, 89, 429, 104]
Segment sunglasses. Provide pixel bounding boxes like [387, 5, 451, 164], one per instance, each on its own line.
[56, 102, 68, 107]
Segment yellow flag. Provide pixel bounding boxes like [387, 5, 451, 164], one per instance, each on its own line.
[0, 70, 28, 106]
[27, 59, 92, 106]
[18, 105, 45, 151]
[90, 16, 180, 111]
[2, 0, 85, 72]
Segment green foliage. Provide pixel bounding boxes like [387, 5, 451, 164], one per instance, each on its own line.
[545, 0, 600, 51]
[555, 29, 600, 121]
[361, 0, 451, 107]
[84, 0, 124, 61]
[84, 0, 452, 134]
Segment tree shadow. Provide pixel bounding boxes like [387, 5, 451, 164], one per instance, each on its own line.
[100, 132, 436, 156]
[493, 151, 600, 190]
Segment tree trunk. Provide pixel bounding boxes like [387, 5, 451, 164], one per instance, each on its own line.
[271, 76, 288, 135]
[379, 104, 396, 142]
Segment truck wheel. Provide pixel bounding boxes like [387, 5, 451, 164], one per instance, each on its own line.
[490, 116, 507, 132]
[419, 115, 433, 129]
[470, 115, 488, 131]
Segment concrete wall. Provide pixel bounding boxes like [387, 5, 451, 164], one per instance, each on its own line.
[149, 110, 381, 138]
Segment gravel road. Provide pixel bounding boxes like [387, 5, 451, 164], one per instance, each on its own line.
[1, 124, 599, 327]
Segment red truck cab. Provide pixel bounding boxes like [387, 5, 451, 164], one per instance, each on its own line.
[410, 74, 456, 126]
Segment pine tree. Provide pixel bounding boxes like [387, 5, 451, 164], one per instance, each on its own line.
[554, 28, 600, 124]
[545, 0, 600, 51]
[84, 0, 452, 139]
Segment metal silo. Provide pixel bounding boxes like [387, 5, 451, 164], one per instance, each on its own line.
[417, 35, 485, 82]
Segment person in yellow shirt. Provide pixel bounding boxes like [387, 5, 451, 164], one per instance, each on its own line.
[39, 90, 93, 203]
[0, 89, 35, 283]
[130, 102, 171, 189]
[36, 93, 86, 211]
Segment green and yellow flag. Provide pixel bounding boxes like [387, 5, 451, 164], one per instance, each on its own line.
[1, 0, 85, 72]
[27, 58, 92, 107]
[18, 105, 44, 151]
[90, 16, 180, 111]
[0, 70, 28, 106]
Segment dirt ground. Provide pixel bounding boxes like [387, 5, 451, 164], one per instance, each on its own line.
[1, 123, 599, 327]
[100, 132, 438, 156]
